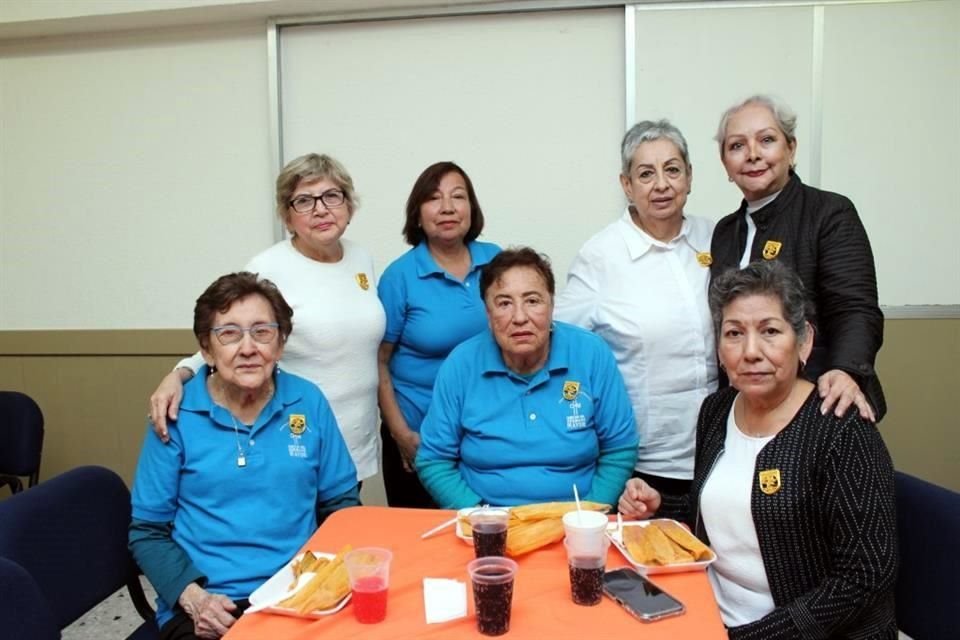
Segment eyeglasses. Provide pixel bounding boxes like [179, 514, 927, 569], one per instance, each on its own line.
[210, 323, 280, 345]
[289, 189, 346, 214]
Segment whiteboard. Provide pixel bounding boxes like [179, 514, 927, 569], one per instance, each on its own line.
[820, 0, 960, 306]
[278, 0, 959, 307]
[279, 8, 626, 283]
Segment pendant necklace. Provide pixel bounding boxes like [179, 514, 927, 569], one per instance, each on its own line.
[231, 414, 248, 467]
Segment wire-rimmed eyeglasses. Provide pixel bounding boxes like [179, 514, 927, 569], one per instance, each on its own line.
[289, 189, 346, 214]
[211, 323, 279, 345]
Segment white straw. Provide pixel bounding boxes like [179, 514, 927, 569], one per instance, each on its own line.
[420, 515, 459, 540]
[573, 484, 583, 525]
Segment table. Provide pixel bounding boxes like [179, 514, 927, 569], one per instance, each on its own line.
[224, 506, 728, 639]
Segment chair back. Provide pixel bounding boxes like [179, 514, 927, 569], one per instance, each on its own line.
[0, 556, 60, 640]
[894, 471, 960, 639]
[0, 390, 45, 492]
[0, 465, 156, 635]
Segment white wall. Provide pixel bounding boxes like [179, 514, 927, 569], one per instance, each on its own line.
[1, 0, 957, 331]
[280, 8, 626, 282]
[0, 22, 275, 329]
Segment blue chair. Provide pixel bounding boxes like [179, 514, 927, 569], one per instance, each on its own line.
[0, 390, 45, 493]
[0, 465, 158, 639]
[894, 471, 960, 640]
[0, 556, 60, 640]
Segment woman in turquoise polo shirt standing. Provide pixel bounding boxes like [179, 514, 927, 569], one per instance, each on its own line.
[377, 162, 500, 507]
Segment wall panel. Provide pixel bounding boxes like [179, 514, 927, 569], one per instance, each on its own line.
[821, 0, 960, 305]
[0, 22, 274, 330]
[280, 8, 625, 280]
[631, 4, 815, 222]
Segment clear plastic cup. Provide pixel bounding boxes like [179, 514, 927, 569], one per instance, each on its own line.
[469, 509, 509, 558]
[343, 548, 393, 623]
[562, 510, 609, 557]
[563, 537, 609, 606]
[467, 556, 518, 636]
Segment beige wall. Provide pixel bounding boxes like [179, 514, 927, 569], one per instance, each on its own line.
[1, 319, 956, 497]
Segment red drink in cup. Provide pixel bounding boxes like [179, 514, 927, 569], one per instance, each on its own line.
[344, 548, 393, 624]
[351, 575, 388, 623]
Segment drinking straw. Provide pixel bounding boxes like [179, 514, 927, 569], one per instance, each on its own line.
[573, 484, 583, 525]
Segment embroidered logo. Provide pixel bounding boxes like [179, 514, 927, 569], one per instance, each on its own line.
[762, 241, 782, 260]
[560, 382, 590, 431]
[356, 273, 370, 290]
[696, 251, 713, 267]
[287, 414, 307, 458]
[759, 469, 782, 495]
[289, 414, 306, 435]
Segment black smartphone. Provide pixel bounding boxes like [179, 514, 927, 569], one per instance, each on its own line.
[602, 568, 685, 622]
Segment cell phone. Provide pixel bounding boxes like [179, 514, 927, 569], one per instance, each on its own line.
[602, 568, 685, 622]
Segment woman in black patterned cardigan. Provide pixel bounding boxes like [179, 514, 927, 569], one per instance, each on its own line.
[619, 261, 896, 640]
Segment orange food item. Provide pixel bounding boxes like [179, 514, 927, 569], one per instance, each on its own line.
[624, 523, 694, 565]
[654, 520, 712, 561]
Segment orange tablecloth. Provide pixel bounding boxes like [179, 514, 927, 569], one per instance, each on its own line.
[224, 506, 728, 639]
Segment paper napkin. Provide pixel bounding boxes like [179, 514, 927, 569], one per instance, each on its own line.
[422, 577, 467, 624]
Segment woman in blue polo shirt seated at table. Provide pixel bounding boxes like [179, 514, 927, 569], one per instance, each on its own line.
[130, 272, 358, 640]
[415, 247, 639, 508]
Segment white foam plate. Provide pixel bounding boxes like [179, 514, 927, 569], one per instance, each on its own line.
[606, 519, 716, 575]
[247, 551, 351, 618]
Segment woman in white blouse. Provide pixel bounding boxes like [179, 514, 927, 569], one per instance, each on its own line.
[146, 154, 386, 488]
[555, 120, 717, 495]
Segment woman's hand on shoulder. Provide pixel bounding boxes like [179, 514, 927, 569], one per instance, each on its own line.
[178, 583, 237, 639]
[618, 478, 661, 519]
[149, 367, 193, 443]
[818, 369, 876, 422]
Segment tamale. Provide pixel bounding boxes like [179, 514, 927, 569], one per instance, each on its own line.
[653, 520, 712, 561]
[509, 501, 610, 522]
[505, 518, 565, 556]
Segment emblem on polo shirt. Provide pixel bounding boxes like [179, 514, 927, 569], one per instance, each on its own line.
[289, 414, 306, 435]
[356, 273, 370, 290]
[759, 469, 782, 495]
[288, 414, 307, 458]
[561, 381, 590, 431]
[762, 241, 782, 260]
[696, 251, 713, 267]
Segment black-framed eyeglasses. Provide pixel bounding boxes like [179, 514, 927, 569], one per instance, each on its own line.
[289, 189, 346, 214]
[210, 323, 280, 345]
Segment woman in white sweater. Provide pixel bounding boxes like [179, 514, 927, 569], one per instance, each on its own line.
[147, 154, 385, 485]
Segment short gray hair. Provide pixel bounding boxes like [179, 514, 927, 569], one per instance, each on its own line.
[621, 119, 691, 175]
[709, 260, 812, 343]
[714, 94, 798, 155]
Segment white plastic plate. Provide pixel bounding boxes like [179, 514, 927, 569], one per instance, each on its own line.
[606, 519, 716, 575]
[247, 551, 351, 618]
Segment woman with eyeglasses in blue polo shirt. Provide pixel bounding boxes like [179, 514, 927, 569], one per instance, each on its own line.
[377, 162, 500, 508]
[130, 273, 358, 640]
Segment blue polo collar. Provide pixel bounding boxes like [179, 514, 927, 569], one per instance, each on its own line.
[476, 322, 573, 384]
[413, 241, 493, 278]
[180, 365, 301, 430]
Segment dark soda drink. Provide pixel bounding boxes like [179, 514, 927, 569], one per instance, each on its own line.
[473, 522, 508, 558]
[351, 575, 388, 623]
[568, 562, 604, 606]
[472, 568, 514, 636]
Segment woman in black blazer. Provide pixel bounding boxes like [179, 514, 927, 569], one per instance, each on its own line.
[709, 94, 885, 421]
